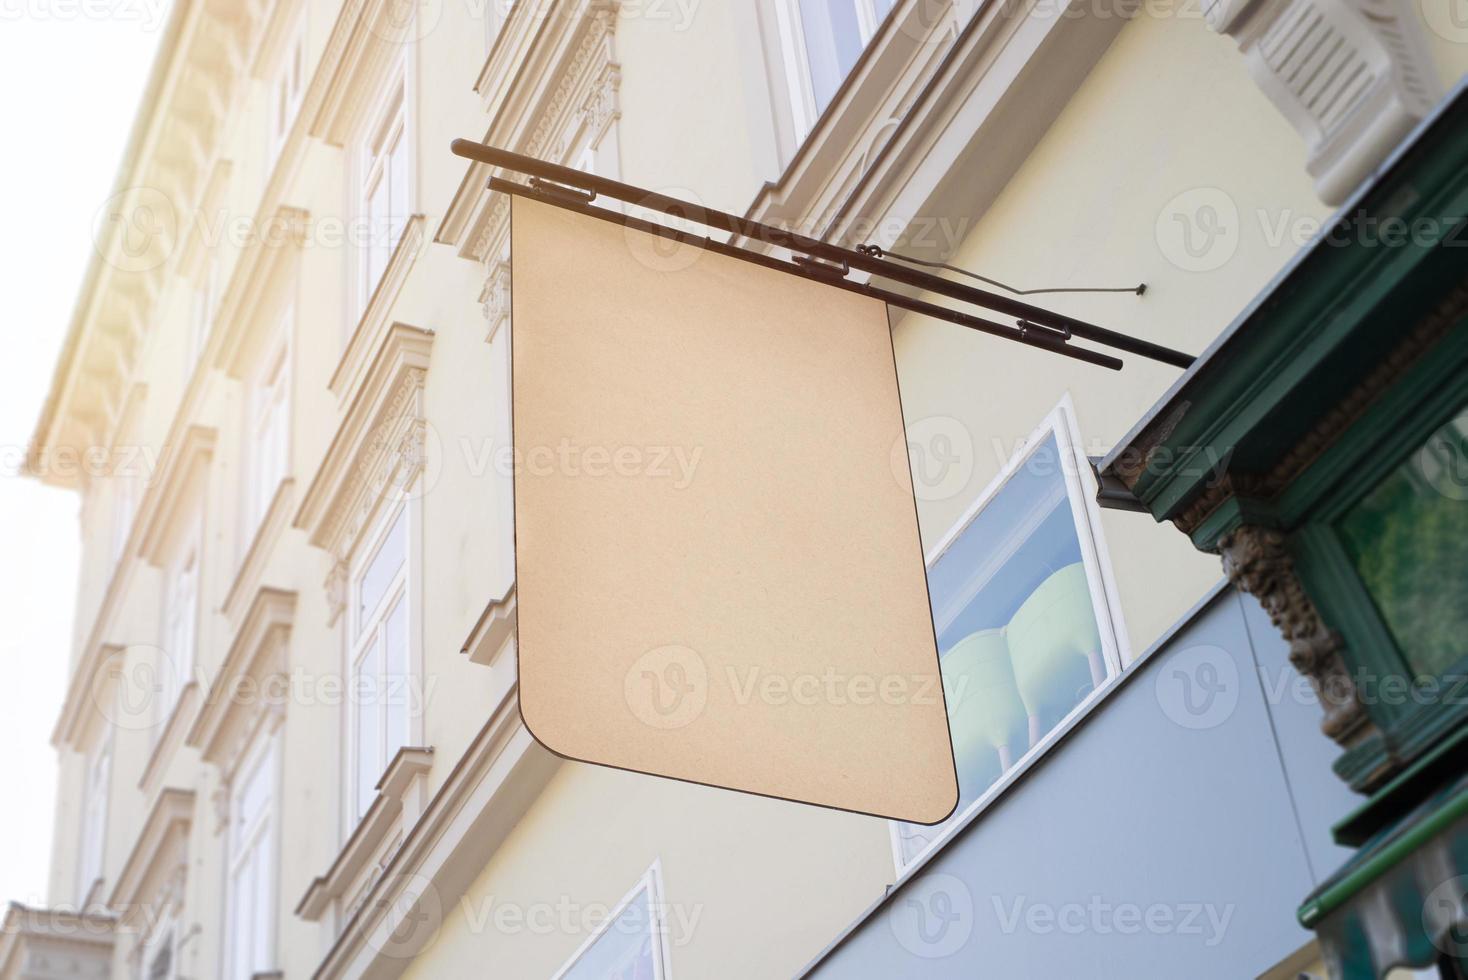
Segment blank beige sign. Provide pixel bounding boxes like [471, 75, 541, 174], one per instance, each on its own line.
[510, 195, 958, 824]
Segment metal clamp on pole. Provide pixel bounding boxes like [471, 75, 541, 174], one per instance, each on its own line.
[527, 177, 597, 207]
[792, 254, 850, 280]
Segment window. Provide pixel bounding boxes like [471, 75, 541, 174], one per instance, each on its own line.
[225, 729, 279, 980]
[244, 319, 291, 536]
[77, 733, 112, 901]
[358, 79, 410, 311]
[1336, 404, 1468, 680]
[349, 505, 412, 820]
[892, 401, 1126, 870]
[776, 0, 895, 138]
[160, 529, 201, 725]
[553, 865, 668, 980]
[268, 18, 307, 166]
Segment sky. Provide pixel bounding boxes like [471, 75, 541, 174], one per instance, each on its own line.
[0, 4, 165, 906]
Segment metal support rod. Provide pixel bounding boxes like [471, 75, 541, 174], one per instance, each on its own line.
[451, 139, 1195, 369]
[487, 177, 1123, 371]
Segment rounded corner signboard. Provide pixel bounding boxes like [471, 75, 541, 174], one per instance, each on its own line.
[509, 194, 958, 824]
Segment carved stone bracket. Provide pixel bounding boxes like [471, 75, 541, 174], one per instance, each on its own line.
[1205, 0, 1439, 203]
[1219, 525, 1372, 748]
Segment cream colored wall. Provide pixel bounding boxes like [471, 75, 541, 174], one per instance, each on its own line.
[401, 763, 891, 980]
[894, 8, 1333, 654]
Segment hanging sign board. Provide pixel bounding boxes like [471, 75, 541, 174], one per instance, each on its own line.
[510, 194, 958, 824]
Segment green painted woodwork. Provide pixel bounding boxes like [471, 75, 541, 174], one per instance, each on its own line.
[1100, 83, 1468, 971]
[1336, 407, 1468, 680]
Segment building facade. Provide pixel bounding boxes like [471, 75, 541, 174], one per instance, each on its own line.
[13, 0, 1467, 977]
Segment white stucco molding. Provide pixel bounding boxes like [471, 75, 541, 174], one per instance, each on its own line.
[211, 204, 311, 378]
[186, 587, 297, 779]
[437, 0, 623, 345]
[107, 787, 194, 925]
[135, 424, 217, 567]
[744, 0, 1131, 263]
[330, 214, 428, 401]
[292, 323, 435, 624]
[294, 745, 435, 924]
[1205, 0, 1440, 204]
[460, 582, 516, 667]
[138, 681, 203, 800]
[303, 0, 421, 146]
[308, 684, 559, 980]
[52, 643, 126, 752]
[222, 477, 297, 626]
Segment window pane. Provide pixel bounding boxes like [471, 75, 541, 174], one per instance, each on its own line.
[897, 433, 1107, 864]
[356, 640, 382, 818]
[252, 838, 273, 968]
[561, 886, 656, 980]
[389, 132, 409, 245]
[1337, 406, 1468, 679]
[358, 509, 407, 625]
[799, 0, 864, 112]
[229, 863, 253, 980]
[383, 597, 410, 759]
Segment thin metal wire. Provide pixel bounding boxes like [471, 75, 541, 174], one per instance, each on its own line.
[857, 244, 1147, 297]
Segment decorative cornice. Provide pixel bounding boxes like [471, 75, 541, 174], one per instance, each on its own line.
[436, 0, 621, 262]
[135, 423, 217, 565]
[107, 787, 194, 919]
[301, 0, 417, 147]
[187, 587, 297, 771]
[461, 582, 516, 667]
[295, 746, 434, 922]
[28, 0, 268, 488]
[293, 323, 435, 566]
[211, 204, 310, 378]
[329, 214, 427, 400]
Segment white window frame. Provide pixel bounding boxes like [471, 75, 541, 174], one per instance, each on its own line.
[243, 311, 293, 540]
[352, 62, 414, 318]
[267, 13, 307, 167]
[551, 862, 670, 980]
[76, 731, 112, 902]
[159, 517, 202, 730]
[223, 724, 281, 980]
[773, 0, 892, 142]
[344, 498, 420, 828]
[888, 395, 1130, 874]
